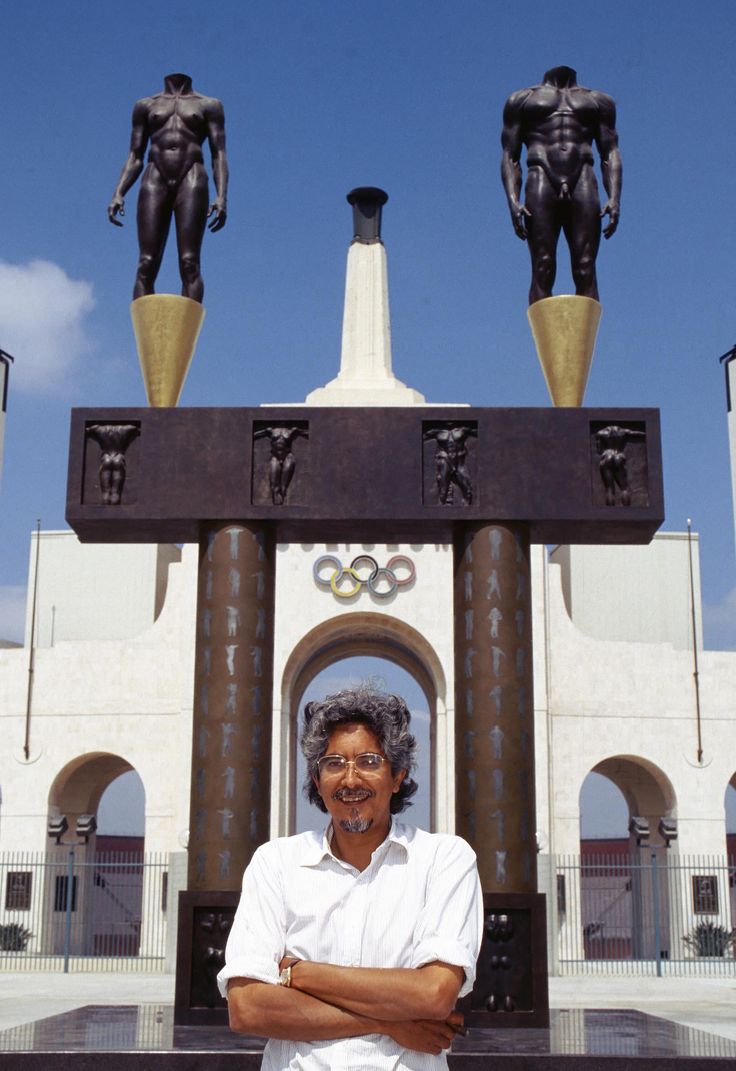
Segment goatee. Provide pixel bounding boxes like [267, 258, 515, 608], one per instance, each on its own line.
[339, 815, 373, 833]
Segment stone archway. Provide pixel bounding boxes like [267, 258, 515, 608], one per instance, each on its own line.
[44, 752, 145, 959]
[277, 612, 447, 836]
[48, 751, 137, 852]
[578, 755, 677, 962]
[591, 754, 676, 848]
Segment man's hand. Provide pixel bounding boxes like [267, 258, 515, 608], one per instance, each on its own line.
[601, 200, 620, 239]
[208, 199, 227, 232]
[509, 200, 532, 240]
[108, 197, 125, 227]
[385, 1011, 464, 1055]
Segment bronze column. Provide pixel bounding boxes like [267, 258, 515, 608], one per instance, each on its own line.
[454, 522, 536, 892]
[187, 520, 275, 891]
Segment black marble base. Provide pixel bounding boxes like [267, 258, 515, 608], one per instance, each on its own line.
[1, 1005, 735, 1069]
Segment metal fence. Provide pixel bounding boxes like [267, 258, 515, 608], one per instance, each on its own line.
[554, 851, 736, 975]
[0, 850, 169, 971]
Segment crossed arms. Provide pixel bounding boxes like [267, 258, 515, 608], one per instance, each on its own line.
[227, 959, 465, 1055]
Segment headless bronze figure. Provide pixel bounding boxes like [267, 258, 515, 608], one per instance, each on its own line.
[108, 73, 228, 303]
[501, 66, 622, 305]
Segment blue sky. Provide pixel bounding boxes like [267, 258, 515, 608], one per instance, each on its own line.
[2, 0, 736, 654]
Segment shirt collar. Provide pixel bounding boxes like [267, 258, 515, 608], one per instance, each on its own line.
[298, 817, 410, 868]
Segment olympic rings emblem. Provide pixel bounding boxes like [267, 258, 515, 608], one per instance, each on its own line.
[313, 554, 416, 599]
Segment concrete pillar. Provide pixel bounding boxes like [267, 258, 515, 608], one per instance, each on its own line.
[187, 521, 274, 891]
[454, 522, 536, 892]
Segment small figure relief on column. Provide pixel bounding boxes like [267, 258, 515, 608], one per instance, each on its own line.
[252, 421, 309, 506]
[491, 646, 505, 676]
[194, 809, 207, 839]
[493, 769, 504, 800]
[490, 724, 504, 759]
[251, 684, 262, 716]
[464, 571, 473, 601]
[221, 723, 235, 757]
[495, 851, 508, 885]
[491, 809, 506, 845]
[465, 689, 474, 717]
[225, 684, 237, 715]
[251, 723, 262, 761]
[222, 766, 235, 798]
[84, 423, 140, 505]
[591, 421, 648, 507]
[249, 646, 262, 676]
[463, 731, 476, 759]
[489, 607, 503, 637]
[489, 528, 503, 559]
[487, 570, 502, 599]
[218, 808, 233, 838]
[198, 726, 210, 758]
[226, 527, 241, 560]
[422, 421, 477, 506]
[225, 605, 240, 636]
[490, 685, 503, 714]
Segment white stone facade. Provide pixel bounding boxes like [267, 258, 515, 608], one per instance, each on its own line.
[0, 529, 734, 867]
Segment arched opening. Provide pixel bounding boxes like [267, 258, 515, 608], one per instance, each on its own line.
[44, 753, 147, 958]
[293, 656, 431, 834]
[590, 755, 676, 849]
[579, 771, 629, 845]
[279, 612, 446, 837]
[97, 770, 145, 852]
[575, 756, 677, 962]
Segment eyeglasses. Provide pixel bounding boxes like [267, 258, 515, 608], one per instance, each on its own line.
[316, 752, 386, 778]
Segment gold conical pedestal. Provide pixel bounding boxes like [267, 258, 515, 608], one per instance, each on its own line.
[130, 294, 205, 407]
[527, 295, 601, 407]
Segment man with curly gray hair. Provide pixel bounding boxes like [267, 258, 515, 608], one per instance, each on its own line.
[219, 684, 483, 1070]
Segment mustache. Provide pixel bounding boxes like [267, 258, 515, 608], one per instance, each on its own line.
[332, 787, 375, 802]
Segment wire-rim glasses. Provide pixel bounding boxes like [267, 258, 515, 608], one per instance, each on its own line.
[317, 752, 386, 778]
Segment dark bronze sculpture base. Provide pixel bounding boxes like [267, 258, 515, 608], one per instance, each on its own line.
[174, 890, 239, 1026]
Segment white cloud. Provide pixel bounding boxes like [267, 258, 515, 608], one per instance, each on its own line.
[0, 584, 26, 644]
[703, 585, 736, 651]
[0, 260, 95, 393]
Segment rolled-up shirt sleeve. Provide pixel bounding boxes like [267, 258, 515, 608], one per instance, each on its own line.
[410, 836, 483, 997]
[216, 843, 285, 997]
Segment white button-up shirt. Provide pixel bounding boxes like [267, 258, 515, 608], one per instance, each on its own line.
[218, 820, 483, 1071]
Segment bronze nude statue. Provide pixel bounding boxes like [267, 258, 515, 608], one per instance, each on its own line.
[501, 66, 622, 305]
[108, 73, 228, 303]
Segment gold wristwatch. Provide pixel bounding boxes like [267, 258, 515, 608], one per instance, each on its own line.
[279, 959, 301, 987]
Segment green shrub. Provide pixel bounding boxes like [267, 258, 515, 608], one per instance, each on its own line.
[683, 921, 736, 957]
[0, 923, 33, 951]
